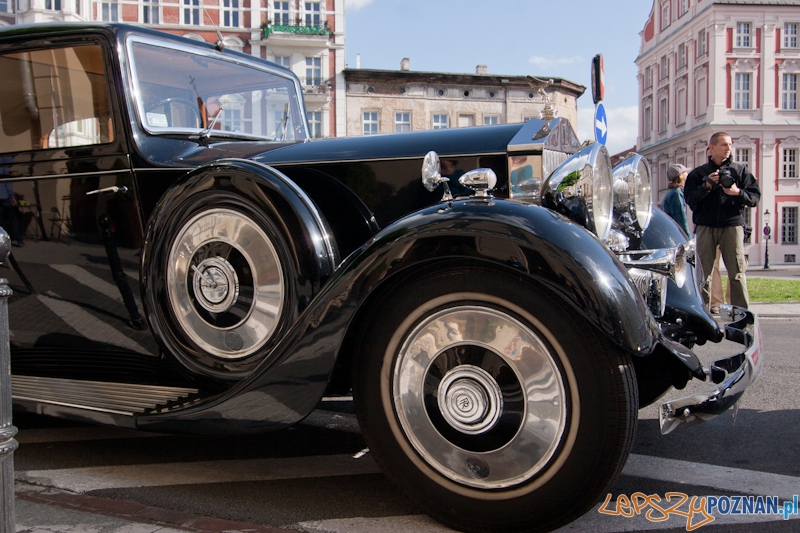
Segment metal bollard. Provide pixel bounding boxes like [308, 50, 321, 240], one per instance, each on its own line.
[0, 227, 16, 532]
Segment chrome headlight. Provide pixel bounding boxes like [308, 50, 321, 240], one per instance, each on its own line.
[612, 154, 653, 231]
[544, 142, 613, 241]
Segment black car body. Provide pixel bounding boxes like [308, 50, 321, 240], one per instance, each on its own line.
[0, 23, 763, 533]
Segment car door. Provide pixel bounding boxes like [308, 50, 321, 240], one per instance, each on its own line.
[0, 34, 160, 379]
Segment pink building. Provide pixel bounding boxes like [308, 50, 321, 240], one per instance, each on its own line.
[637, 0, 800, 265]
[2, 0, 345, 138]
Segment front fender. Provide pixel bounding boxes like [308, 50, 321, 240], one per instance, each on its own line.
[137, 199, 657, 434]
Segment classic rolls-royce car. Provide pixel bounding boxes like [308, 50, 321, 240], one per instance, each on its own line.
[0, 23, 762, 533]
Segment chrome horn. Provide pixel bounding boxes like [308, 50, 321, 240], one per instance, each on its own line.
[621, 243, 687, 288]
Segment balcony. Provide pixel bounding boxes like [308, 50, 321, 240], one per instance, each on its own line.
[262, 22, 329, 38]
[299, 77, 330, 95]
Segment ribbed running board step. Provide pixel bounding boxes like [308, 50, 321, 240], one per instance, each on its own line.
[11, 375, 199, 416]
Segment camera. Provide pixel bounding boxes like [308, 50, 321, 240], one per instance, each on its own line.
[718, 168, 735, 188]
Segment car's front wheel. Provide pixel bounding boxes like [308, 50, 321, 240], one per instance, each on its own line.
[353, 269, 637, 533]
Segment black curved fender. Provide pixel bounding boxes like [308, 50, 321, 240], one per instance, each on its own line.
[140, 159, 340, 371]
[137, 199, 658, 434]
[641, 208, 722, 344]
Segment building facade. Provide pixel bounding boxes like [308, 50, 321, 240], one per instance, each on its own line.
[3, 0, 345, 138]
[637, 0, 800, 265]
[344, 60, 585, 137]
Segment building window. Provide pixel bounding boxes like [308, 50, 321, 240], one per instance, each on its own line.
[643, 105, 652, 139]
[676, 87, 686, 124]
[363, 111, 379, 135]
[304, 1, 321, 27]
[698, 29, 707, 56]
[0, 0, 9, 12]
[395, 112, 411, 132]
[735, 22, 752, 48]
[660, 55, 668, 80]
[734, 72, 751, 110]
[784, 148, 798, 178]
[273, 1, 290, 25]
[659, 161, 669, 190]
[182, 0, 200, 25]
[433, 114, 449, 129]
[679, 0, 688, 16]
[782, 73, 798, 110]
[678, 44, 687, 69]
[783, 207, 798, 244]
[101, 0, 119, 21]
[307, 111, 322, 138]
[696, 76, 707, 115]
[142, 0, 159, 24]
[644, 66, 653, 89]
[274, 56, 290, 68]
[44, 0, 61, 9]
[305, 57, 321, 86]
[661, 2, 670, 30]
[786, 23, 799, 48]
[221, 0, 239, 27]
[659, 97, 668, 133]
[735, 147, 751, 165]
[484, 115, 499, 125]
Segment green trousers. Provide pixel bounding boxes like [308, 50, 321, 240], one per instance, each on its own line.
[696, 225, 749, 308]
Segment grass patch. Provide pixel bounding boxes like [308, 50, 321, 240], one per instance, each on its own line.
[722, 276, 800, 302]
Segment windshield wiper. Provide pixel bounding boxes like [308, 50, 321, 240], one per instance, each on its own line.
[201, 96, 229, 138]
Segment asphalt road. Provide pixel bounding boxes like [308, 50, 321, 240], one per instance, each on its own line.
[12, 316, 800, 533]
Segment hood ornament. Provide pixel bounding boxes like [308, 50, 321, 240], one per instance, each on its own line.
[527, 76, 557, 127]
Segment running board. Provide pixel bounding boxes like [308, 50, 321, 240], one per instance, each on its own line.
[11, 375, 199, 417]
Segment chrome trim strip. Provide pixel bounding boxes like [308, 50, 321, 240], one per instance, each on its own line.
[0, 169, 133, 183]
[258, 151, 508, 167]
[658, 306, 763, 434]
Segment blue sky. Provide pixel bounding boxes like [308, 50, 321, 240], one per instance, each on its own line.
[344, 0, 655, 155]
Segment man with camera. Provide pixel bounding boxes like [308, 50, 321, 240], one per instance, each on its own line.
[685, 132, 761, 309]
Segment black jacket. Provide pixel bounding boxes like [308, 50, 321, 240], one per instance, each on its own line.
[685, 156, 760, 228]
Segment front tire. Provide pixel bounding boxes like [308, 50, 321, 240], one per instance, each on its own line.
[353, 269, 637, 533]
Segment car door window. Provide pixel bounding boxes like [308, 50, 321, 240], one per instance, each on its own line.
[0, 43, 114, 153]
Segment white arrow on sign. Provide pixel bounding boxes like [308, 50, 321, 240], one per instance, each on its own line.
[595, 114, 607, 138]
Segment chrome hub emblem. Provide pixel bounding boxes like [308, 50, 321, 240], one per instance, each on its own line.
[192, 257, 240, 313]
[438, 364, 503, 435]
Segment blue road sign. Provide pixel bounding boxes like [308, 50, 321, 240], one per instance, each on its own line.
[594, 102, 608, 146]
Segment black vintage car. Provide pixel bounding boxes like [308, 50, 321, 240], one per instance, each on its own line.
[0, 23, 762, 533]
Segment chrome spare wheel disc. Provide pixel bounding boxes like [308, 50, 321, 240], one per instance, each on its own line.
[393, 305, 567, 489]
[167, 208, 284, 359]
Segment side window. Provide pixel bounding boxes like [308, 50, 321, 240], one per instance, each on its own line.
[0, 44, 114, 153]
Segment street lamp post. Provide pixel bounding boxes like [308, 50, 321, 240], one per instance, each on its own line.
[763, 209, 771, 270]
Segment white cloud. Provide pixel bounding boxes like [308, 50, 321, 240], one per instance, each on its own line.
[528, 55, 583, 68]
[346, 0, 375, 10]
[576, 105, 639, 157]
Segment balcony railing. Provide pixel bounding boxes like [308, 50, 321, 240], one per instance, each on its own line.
[263, 23, 329, 38]
[299, 77, 330, 94]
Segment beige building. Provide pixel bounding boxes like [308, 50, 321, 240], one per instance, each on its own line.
[636, 0, 800, 265]
[344, 60, 585, 136]
[3, 0, 345, 138]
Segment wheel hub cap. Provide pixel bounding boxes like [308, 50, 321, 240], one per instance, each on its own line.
[438, 365, 502, 434]
[192, 257, 239, 313]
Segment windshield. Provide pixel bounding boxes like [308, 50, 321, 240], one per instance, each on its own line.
[128, 37, 307, 141]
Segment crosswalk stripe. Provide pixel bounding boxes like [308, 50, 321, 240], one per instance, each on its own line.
[16, 454, 382, 492]
[37, 292, 147, 354]
[625, 453, 800, 501]
[52, 264, 143, 315]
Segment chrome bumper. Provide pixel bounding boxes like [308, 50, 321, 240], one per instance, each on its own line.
[658, 305, 764, 435]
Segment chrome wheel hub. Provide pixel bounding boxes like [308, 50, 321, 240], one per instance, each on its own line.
[167, 208, 284, 359]
[438, 365, 502, 434]
[392, 305, 567, 489]
[192, 257, 239, 313]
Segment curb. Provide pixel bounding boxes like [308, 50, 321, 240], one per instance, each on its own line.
[16, 482, 293, 533]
